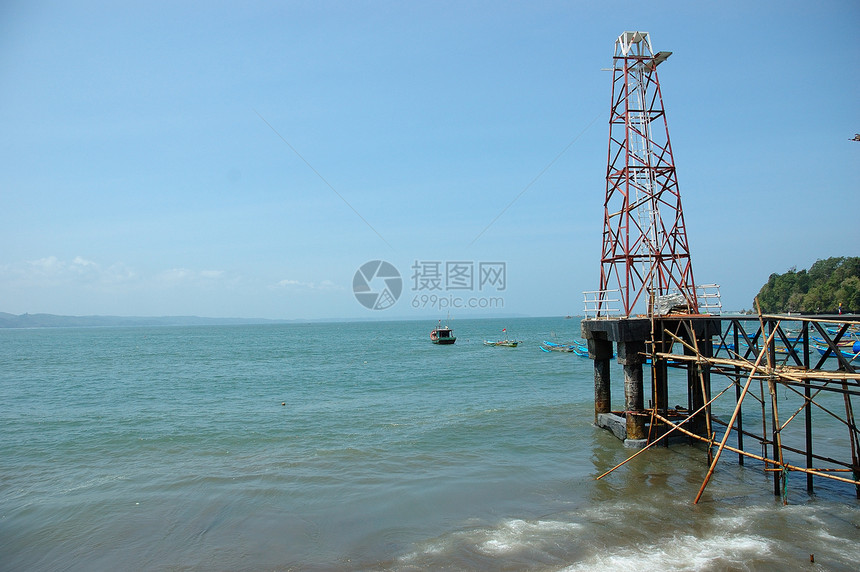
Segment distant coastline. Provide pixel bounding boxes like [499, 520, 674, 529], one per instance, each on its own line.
[0, 312, 299, 329]
[0, 312, 537, 329]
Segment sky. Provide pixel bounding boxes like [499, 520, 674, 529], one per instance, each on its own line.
[1, 0, 858, 320]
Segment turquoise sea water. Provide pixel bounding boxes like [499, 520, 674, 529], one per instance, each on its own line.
[1, 317, 858, 570]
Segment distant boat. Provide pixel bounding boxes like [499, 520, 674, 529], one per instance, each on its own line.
[430, 321, 456, 345]
[484, 340, 519, 347]
[812, 336, 858, 349]
[540, 341, 574, 353]
[484, 328, 520, 347]
[813, 341, 860, 360]
[540, 340, 588, 356]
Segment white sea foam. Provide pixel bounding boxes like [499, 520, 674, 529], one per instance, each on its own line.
[398, 518, 582, 563]
[476, 518, 583, 555]
[561, 532, 773, 571]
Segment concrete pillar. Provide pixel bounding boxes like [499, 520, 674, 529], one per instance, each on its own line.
[618, 341, 647, 441]
[623, 363, 645, 439]
[588, 338, 614, 422]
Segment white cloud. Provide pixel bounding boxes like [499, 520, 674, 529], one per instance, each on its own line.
[0, 256, 138, 296]
[71, 256, 97, 268]
[28, 256, 64, 276]
[275, 278, 314, 289]
[199, 270, 225, 279]
[273, 278, 344, 291]
[17, 256, 100, 283]
[156, 268, 229, 284]
[1, 257, 228, 290]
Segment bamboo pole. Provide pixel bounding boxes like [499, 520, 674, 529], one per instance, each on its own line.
[755, 307, 784, 497]
[686, 321, 714, 447]
[694, 318, 779, 504]
[651, 351, 860, 384]
[841, 379, 860, 498]
[595, 381, 736, 480]
[779, 392, 816, 432]
[760, 314, 860, 325]
[654, 413, 860, 488]
[769, 374, 786, 501]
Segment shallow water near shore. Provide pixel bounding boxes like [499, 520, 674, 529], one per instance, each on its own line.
[1, 317, 858, 570]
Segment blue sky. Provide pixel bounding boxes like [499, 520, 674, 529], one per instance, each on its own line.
[1, 1, 858, 320]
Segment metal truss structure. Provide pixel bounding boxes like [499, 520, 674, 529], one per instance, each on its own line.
[596, 31, 698, 317]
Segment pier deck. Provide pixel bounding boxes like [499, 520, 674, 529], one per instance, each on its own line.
[582, 313, 860, 501]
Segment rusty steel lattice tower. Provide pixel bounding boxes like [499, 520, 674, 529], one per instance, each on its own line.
[595, 31, 698, 317]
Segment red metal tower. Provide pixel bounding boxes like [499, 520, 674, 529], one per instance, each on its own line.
[593, 31, 698, 317]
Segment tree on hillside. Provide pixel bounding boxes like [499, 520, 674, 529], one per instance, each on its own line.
[755, 257, 860, 313]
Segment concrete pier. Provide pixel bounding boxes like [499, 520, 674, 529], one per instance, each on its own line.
[581, 317, 720, 448]
[588, 338, 614, 422]
[582, 318, 651, 447]
[582, 313, 860, 499]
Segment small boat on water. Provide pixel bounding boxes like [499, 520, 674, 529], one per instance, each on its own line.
[812, 337, 858, 349]
[484, 328, 519, 347]
[813, 341, 860, 360]
[430, 321, 456, 345]
[484, 340, 519, 347]
[540, 340, 589, 356]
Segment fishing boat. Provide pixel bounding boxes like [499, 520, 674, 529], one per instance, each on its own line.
[812, 337, 858, 349]
[544, 341, 589, 356]
[540, 341, 574, 353]
[484, 328, 519, 347]
[484, 339, 519, 347]
[540, 340, 588, 356]
[813, 341, 860, 360]
[430, 321, 456, 345]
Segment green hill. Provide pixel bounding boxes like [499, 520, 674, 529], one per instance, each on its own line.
[755, 257, 860, 314]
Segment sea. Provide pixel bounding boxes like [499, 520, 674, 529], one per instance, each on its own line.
[1, 317, 858, 571]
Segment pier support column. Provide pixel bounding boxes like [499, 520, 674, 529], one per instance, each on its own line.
[618, 341, 647, 443]
[588, 338, 614, 423]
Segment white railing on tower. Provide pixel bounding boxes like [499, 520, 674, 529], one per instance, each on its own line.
[583, 289, 623, 318]
[696, 283, 722, 315]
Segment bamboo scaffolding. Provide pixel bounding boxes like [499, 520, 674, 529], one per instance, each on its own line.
[595, 380, 736, 480]
[681, 311, 857, 501]
[651, 352, 860, 385]
[761, 314, 860, 325]
[653, 413, 860, 488]
[693, 320, 779, 503]
[590, 306, 860, 501]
